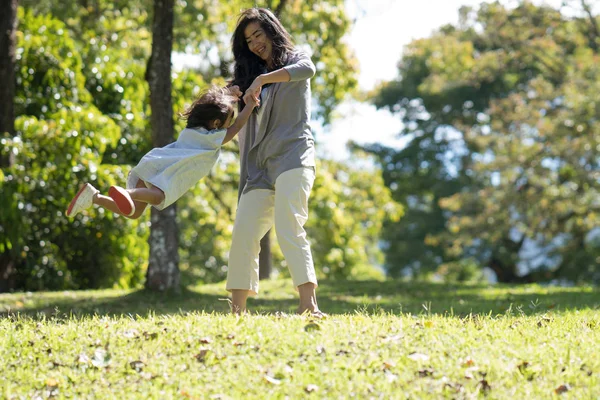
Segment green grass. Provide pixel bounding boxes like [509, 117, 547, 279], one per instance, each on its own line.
[1, 279, 599, 399]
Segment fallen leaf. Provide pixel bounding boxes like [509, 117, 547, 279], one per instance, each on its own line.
[385, 370, 398, 382]
[199, 337, 212, 344]
[382, 334, 403, 343]
[461, 357, 475, 367]
[140, 371, 155, 380]
[580, 364, 592, 376]
[122, 329, 139, 339]
[382, 361, 396, 370]
[305, 384, 318, 393]
[143, 331, 159, 340]
[408, 352, 429, 361]
[443, 382, 464, 394]
[304, 322, 321, 332]
[45, 378, 59, 388]
[554, 384, 570, 394]
[264, 375, 282, 385]
[478, 379, 491, 393]
[195, 349, 210, 363]
[76, 353, 90, 365]
[517, 361, 529, 371]
[50, 361, 65, 369]
[91, 348, 110, 368]
[129, 360, 145, 372]
[537, 316, 552, 327]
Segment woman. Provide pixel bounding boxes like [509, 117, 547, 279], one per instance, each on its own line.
[226, 8, 324, 316]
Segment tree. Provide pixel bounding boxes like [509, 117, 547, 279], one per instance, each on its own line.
[144, 0, 178, 291]
[370, 1, 600, 283]
[0, 0, 17, 145]
[0, 0, 18, 291]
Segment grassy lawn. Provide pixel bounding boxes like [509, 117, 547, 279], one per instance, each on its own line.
[1, 279, 599, 399]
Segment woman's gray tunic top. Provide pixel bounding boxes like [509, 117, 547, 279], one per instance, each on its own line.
[237, 50, 316, 198]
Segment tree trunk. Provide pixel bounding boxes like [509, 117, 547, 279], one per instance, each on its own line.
[0, 0, 17, 147]
[259, 230, 272, 280]
[255, 0, 289, 281]
[144, 0, 179, 292]
[0, 0, 18, 293]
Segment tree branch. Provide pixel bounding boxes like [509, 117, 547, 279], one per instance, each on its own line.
[581, 0, 599, 51]
[205, 180, 233, 217]
[275, 0, 288, 17]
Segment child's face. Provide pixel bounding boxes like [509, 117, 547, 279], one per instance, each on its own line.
[223, 111, 235, 128]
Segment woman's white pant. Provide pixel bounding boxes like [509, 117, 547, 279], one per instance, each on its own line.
[226, 167, 317, 295]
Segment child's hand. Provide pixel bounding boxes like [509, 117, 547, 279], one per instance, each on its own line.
[244, 76, 262, 104]
[245, 93, 260, 108]
[226, 85, 243, 98]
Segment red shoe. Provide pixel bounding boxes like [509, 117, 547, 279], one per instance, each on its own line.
[108, 186, 135, 216]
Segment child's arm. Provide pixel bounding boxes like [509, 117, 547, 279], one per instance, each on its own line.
[222, 97, 259, 145]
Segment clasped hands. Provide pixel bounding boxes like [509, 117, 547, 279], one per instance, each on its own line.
[227, 77, 262, 107]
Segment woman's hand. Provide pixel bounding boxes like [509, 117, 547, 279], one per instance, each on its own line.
[245, 93, 260, 108]
[244, 76, 263, 104]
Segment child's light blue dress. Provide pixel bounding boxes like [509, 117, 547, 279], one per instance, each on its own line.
[126, 127, 226, 210]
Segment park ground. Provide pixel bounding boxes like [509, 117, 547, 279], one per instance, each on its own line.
[1, 278, 599, 398]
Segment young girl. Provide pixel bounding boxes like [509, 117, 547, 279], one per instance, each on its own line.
[66, 85, 258, 218]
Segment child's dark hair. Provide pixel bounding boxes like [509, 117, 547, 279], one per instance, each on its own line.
[179, 86, 236, 129]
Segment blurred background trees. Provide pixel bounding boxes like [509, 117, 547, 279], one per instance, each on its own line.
[366, 1, 599, 283]
[1, 0, 598, 292]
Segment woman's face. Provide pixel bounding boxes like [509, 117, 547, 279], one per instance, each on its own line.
[244, 21, 272, 63]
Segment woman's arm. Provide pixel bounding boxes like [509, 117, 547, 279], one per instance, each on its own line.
[244, 52, 316, 103]
[222, 97, 259, 145]
[243, 69, 289, 104]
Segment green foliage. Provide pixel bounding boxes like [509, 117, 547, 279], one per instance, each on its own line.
[1, 9, 148, 291]
[369, 1, 600, 283]
[1, 112, 147, 290]
[15, 9, 91, 117]
[306, 159, 402, 279]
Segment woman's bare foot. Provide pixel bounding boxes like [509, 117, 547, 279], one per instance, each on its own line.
[297, 282, 326, 317]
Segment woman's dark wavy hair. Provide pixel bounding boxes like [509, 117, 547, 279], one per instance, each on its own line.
[179, 86, 236, 130]
[231, 8, 295, 95]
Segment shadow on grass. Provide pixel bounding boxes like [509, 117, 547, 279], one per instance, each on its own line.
[1, 279, 598, 320]
[313, 280, 600, 316]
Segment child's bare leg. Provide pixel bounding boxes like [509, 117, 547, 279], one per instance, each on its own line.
[128, 185, 165, 206]
[93, 194, 124, 215]
[92, 181, 151, 219]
